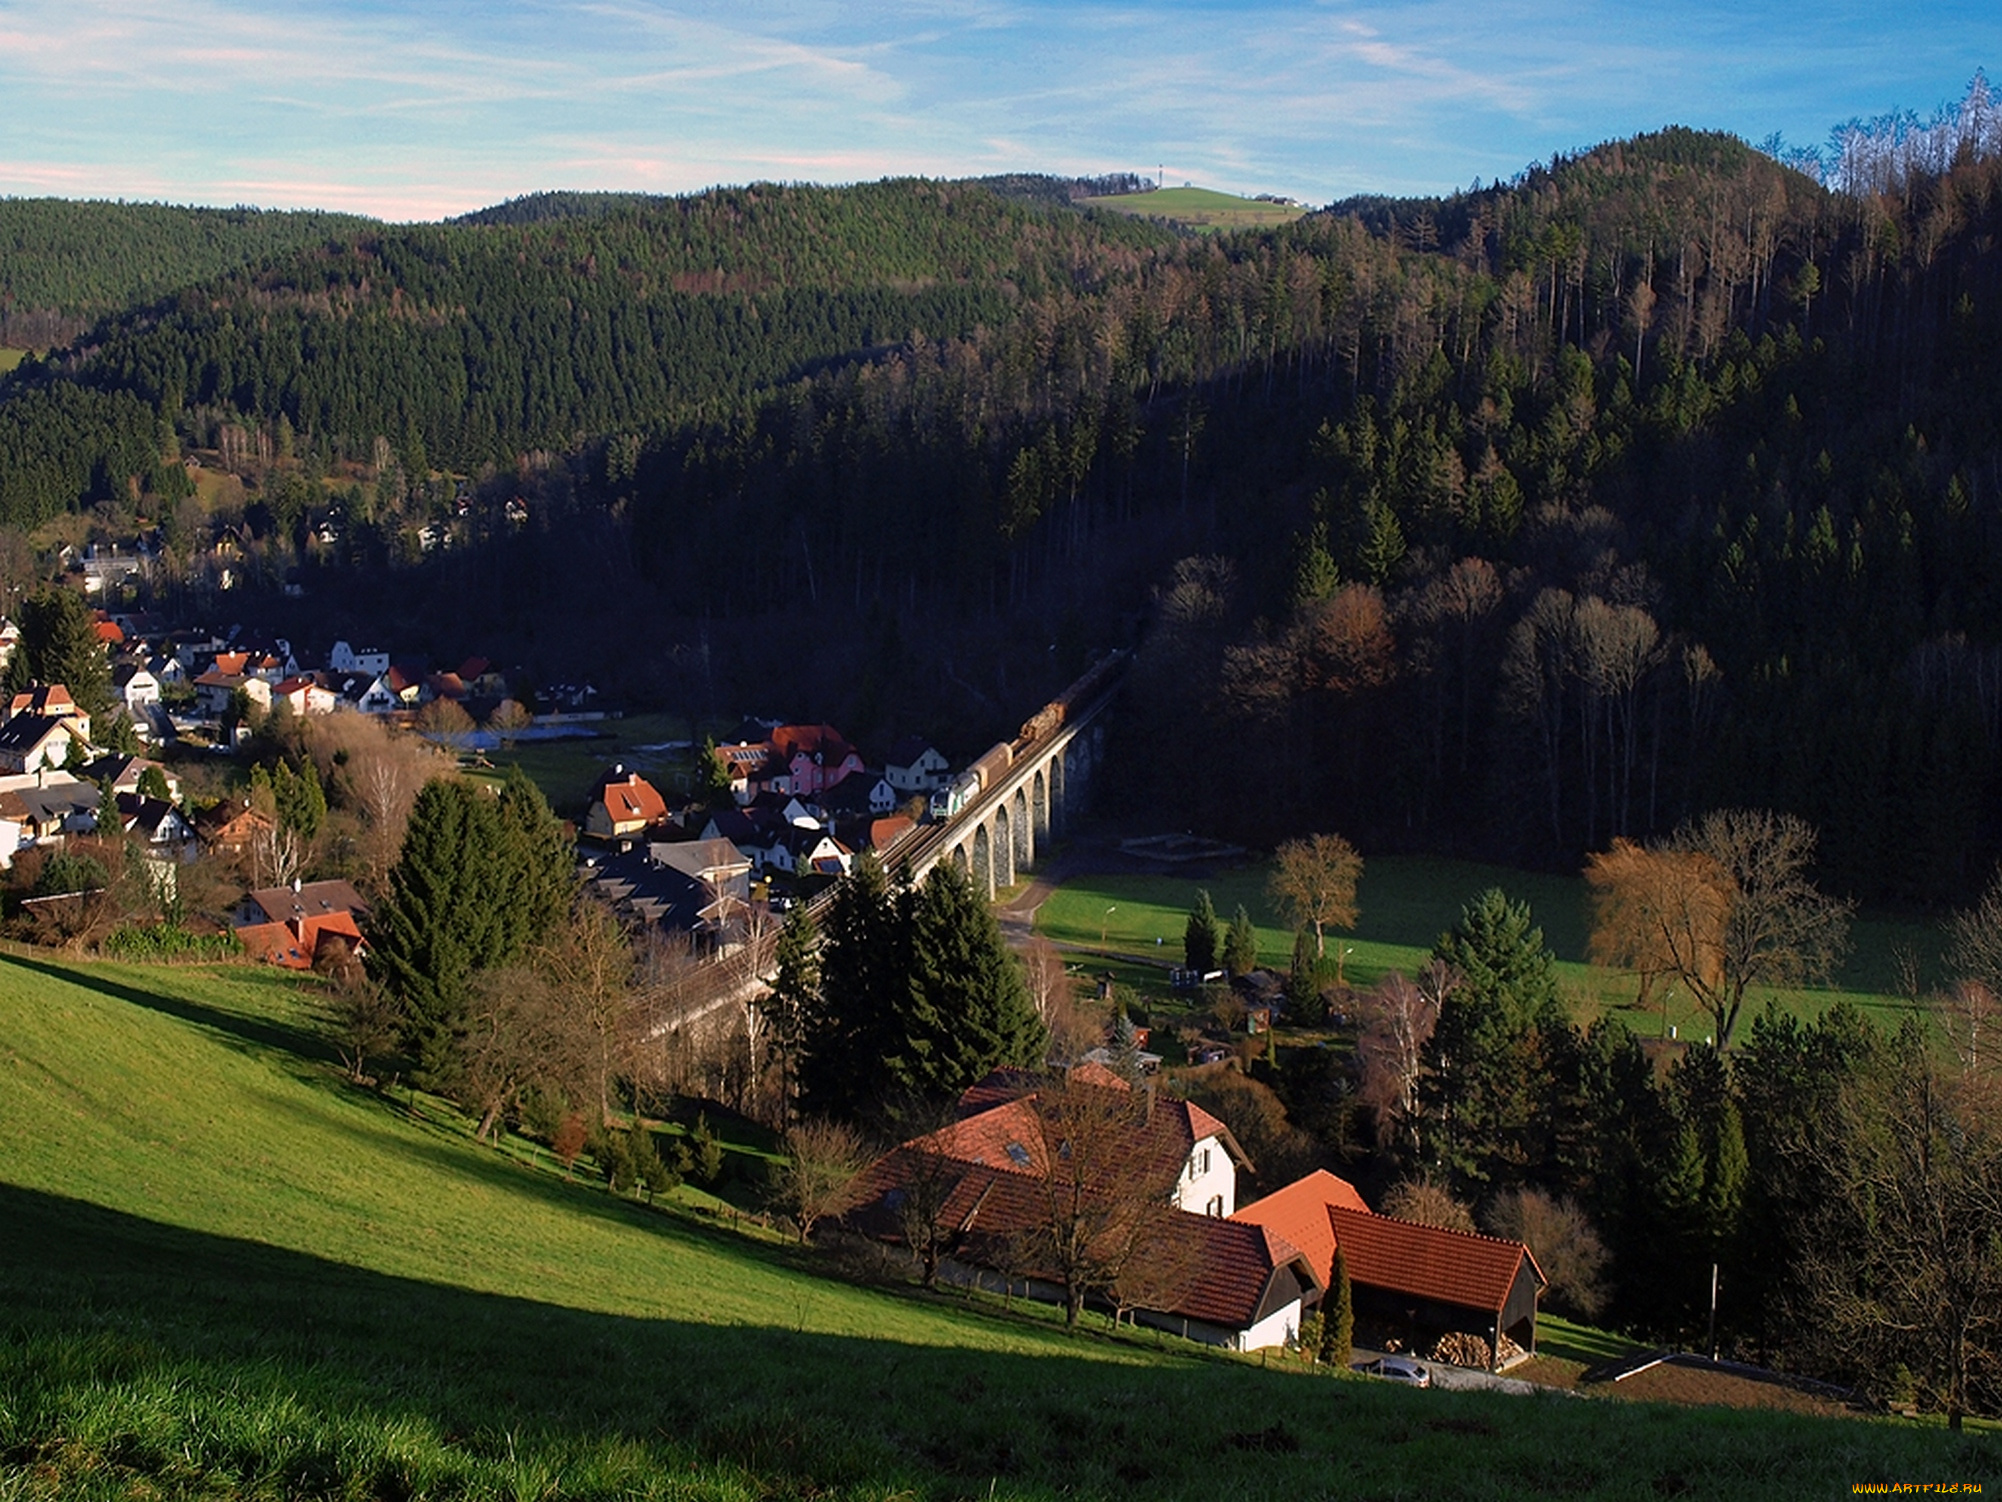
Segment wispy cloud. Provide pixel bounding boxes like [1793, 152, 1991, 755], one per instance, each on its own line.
[0, 0, 1996, 216]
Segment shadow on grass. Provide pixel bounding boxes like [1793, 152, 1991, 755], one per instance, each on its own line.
[1, 951, 334, 1065]
[3, 1187, 1992, 1499]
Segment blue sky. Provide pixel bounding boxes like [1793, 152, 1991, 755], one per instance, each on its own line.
[0, 1, 1996, 220]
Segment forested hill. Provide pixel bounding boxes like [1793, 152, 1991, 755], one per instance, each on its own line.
[0, 199, 373, 346]
[8, 123, 2002, 900]
[0, 178, 1174, 525]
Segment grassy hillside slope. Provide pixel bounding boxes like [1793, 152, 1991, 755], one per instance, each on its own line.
[0, 951, 1988, 1499]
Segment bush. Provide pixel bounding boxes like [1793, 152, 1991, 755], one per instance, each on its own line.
[100, 923, 243, 963]
[1380, 1178, 1476, 1232]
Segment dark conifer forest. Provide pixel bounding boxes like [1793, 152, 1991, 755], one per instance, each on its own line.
[8, 100, 2002, 899]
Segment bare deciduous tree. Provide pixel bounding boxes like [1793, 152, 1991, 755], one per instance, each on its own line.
[771, 1118, 869, 1244]
[1014, 1072, 1189, 1327]
[1798, 1034, 2002, 1429]
[1353, 962, 1453, 1152]
[1484, 1187, 1609, 1320]
[1586, 811, 1850, 1049]
[1381, 1177, 1476, 1233]
[1268, 832, 1363, 967]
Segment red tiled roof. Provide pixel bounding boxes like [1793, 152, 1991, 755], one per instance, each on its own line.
[236, 920, 311, 968]
[769, 723, 855, 761]
[846, 1151, 1316, 1332]
[8, 685, 77, 719]
[598, 773, 667, 826]
[910, 1097, 1051, 1176]
[1231, 1170, 1372, 1290]
[1327, 1205, 1545, 1315]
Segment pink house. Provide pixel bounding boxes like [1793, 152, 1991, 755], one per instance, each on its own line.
[767, 724, 864, 798]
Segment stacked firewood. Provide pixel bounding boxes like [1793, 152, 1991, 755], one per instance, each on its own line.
[1427, 1332, 1530, 1368]
[1429, 1332, 1491, 1368]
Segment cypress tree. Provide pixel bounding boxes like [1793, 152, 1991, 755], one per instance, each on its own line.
[1184, 889, 1219, 973]
[1224, 904, 1259, 977]
[1325, 1245, 1354, 1367]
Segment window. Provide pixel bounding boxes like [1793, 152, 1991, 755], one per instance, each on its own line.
[1005, 1142, 1031, 1168]
[1197, 1147, 1212, 1176]
[1206, 1195, 1224, 1218]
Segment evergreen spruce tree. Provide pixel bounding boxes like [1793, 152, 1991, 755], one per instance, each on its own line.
[1184, 889, 1219, 973]
[896, 860, 1047, 1104]
[1224, 904, 1259, 977]
[367, 776, 570, 1090]
[798, 853, 905, 1121]
[8, 587, 111, 718]
[769, 903, 820, 1124]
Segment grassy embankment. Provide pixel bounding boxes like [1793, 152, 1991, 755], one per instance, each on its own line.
[1079, 186, 1306, 231]
[1035, 854, 1935, 1041]
[1, 949, 1988, 1498]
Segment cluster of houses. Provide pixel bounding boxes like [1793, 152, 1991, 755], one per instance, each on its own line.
[578, 722, 957, 948]
[0, 605, 565, 752]
[0, 685, 197, 874]
[844, 1063, 1548, 1366]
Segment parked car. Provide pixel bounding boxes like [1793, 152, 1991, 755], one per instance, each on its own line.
[1354, 1356, 1431, 1387]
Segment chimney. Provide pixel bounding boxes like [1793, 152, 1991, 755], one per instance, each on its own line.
[1142, 1078, 1156, 1122]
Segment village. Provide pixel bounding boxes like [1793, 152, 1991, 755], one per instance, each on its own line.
[0, 594, 1561, 1381]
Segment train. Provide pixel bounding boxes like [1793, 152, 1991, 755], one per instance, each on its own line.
[929, 650, 1132, 823]
[1015, 649, 1130, 749]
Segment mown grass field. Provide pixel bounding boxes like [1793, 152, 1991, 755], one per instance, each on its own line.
[1079, 186, 1306, 231]
[1035, 854, 1936, 1040]
[0, 346, 27, 373]
[1, 949, 1991, 1498]
[465, 711, 728, 817]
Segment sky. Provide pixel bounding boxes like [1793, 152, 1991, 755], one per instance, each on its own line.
[0, 0, 1997, 221]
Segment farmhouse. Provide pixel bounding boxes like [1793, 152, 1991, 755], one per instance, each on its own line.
[842, 1067, 1313, 1350]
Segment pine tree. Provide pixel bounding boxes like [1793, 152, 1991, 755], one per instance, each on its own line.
[1224, 904, 1259, 977]
[1184, 889, 1219, 973]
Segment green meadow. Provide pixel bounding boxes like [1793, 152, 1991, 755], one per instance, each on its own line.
[464, 711, 729, 817]
[0, 347, 28, 374]
[0, 949, 1989, 1498]
[1034, 854, 1936, 1039]
[1079, 186, 1306, 231]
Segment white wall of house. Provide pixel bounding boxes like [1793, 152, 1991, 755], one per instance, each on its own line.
[331, 642, 391, 676]
[1233, 1299, 1303, 1353]
[1174, 1134, 1236, 1218]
